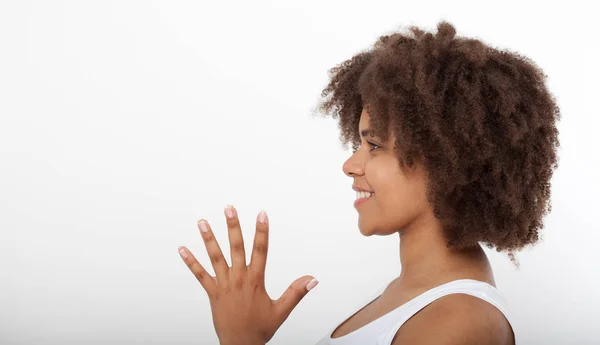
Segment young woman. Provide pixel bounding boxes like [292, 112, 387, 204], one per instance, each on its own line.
[177, 20, 560, 345]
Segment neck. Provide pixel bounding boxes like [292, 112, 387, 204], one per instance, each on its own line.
[396, 213, 492, 286]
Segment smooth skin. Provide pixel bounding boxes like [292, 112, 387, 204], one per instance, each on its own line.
[179, 108, 514, 345]
[178, 206, 316, 345]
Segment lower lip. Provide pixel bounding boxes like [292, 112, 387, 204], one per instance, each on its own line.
[354, 195, 373, 208]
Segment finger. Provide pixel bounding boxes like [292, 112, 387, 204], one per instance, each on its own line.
[197, 219, 230, 283]
[274, 276, 318, 324]
[249, 210, 269, 281]
[178, 246, 217, 295]
[224, 205, 247, 273]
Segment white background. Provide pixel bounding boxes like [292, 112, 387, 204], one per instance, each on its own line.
[1, 1, 598, 344]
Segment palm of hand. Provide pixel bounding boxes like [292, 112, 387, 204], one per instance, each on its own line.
[178, 206, 318, 344]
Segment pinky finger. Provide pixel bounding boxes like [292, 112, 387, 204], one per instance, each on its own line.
[178, 246, 217, 295]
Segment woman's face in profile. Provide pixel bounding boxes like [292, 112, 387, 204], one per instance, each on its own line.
[343, 109, 432, 237]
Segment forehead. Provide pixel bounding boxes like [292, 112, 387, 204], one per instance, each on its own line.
[358, 107, 395, 142]
[359, 108, 371, 129]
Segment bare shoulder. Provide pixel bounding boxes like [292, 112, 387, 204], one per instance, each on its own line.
[391, 293, 515, 345]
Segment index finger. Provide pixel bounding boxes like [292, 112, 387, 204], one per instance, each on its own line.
[249, 210, 269, 281]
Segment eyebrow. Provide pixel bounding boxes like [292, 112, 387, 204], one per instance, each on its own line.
[359, 128, 386, 145]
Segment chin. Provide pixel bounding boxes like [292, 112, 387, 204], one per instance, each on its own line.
[358, 226, 374, 236]
[358, 218, 403, 236]
[358, 222, 394, 236]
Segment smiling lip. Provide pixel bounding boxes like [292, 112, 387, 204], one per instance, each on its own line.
[354, 197, 372, 208]
[352, 185, 373, 192]
[354, 194, 373, 208]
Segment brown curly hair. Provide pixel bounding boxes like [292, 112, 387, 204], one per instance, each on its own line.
[312, 21, 560, 262]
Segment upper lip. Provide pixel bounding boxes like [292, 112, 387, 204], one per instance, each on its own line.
[352, 185, 374, 193]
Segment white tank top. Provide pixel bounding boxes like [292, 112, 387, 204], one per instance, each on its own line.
[314, 279, 517, 345]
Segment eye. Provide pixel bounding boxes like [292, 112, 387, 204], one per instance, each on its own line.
[367, 140, 381, 151]
[351, 141, 381, 153]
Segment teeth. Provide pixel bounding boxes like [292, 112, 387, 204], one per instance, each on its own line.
[356, 191, 374, 200]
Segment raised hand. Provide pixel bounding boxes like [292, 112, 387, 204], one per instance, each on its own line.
[178, 205, 318, 345]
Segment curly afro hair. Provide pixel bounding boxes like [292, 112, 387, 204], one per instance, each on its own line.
[312, 21, 560, 262]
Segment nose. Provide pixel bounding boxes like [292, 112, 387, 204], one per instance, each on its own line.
[343, 152, 364, 177]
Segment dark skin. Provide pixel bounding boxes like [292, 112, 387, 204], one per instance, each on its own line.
[179, 108, 515, 344]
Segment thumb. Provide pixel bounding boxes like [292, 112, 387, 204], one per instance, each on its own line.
[274, 275, 318, 323]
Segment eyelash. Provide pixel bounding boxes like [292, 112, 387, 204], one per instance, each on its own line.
[352, 141, 380, 153]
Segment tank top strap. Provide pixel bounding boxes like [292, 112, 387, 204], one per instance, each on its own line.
[376, 279, 517, 345]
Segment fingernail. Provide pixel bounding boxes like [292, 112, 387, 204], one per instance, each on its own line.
[225, 205, 234, 219]
[258, 210, 267, 224]
[179, 247, 188, 259]
[198, 220, 208, 232]
[306, 278, 318, 291]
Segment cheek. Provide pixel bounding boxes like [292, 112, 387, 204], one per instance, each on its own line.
[369, 162, 409, 201]
[372, 168, 422, 222]
[379, 185, 412, 214]
[363, 158, 428, 225]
